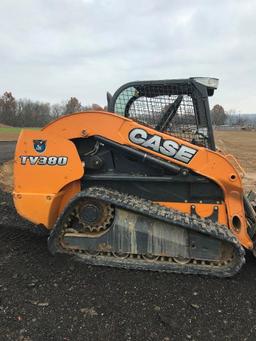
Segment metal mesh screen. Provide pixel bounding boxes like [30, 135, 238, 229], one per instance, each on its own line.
[114, 83, 208, 147]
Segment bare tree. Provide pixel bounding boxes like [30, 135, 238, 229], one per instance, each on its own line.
[51, 103, 65, 119]
[63, 97, 82, 115]
[0, 92, 17, 126]
[16, 99, 51, 127]
[210, 104, 227, 126]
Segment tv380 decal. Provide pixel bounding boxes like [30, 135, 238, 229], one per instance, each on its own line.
[19, 139, 68, 166]
[19, 156, 68, 166]
[129, 128, 197, 164]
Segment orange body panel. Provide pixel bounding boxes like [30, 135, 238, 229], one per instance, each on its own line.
[14, 130, 83, 226]
[13, 111, 252, 249]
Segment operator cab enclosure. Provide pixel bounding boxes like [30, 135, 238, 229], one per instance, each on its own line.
[107, 77, 219, 150]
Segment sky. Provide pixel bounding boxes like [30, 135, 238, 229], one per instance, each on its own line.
[0, 0, 256, 113]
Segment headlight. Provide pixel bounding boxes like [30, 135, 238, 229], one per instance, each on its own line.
[192, 77, 219, 89]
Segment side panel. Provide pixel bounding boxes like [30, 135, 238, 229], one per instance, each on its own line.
[13, 130, 83, 227]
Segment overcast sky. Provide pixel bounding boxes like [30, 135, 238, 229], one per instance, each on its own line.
[0, 0, 255, 112]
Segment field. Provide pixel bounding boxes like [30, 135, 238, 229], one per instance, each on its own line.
[214, 130, 256, 192]
[0, 127, 39, 141]
[214, 130, 255, 173]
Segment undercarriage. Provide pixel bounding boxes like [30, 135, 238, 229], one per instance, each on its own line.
[48, 187, 245, 277]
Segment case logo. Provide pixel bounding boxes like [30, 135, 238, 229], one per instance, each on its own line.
[129, 128, 197, 164]
[33, 140, 46, 153]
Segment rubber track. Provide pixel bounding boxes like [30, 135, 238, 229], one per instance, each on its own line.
[48, 187, 245, 277]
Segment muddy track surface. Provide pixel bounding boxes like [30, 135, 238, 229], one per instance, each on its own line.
[0, 189, 256, 341]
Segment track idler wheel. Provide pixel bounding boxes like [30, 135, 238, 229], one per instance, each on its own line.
[74, 198, 114, 234]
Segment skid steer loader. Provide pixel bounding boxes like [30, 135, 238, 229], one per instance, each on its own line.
[13, 77, 256, 277]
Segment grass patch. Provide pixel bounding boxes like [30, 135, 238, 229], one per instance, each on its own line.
[0, 127, 40, 141]
[0, 127, 39, 133]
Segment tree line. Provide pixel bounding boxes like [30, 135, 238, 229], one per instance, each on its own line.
[210, 104, 256, 126]
[0, 91, 253, 127]
[0, 91, 104, 127]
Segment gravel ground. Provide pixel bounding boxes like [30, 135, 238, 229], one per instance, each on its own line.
[1, 189, 256, 341]
[0, 142, 16, 162]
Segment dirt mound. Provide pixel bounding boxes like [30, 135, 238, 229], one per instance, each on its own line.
[0, 160, 13, 192]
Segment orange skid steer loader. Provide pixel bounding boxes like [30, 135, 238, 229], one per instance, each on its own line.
[13, 77, 256, 277]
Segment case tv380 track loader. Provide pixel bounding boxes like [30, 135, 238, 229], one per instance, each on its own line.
[13, 77, 256, 277]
